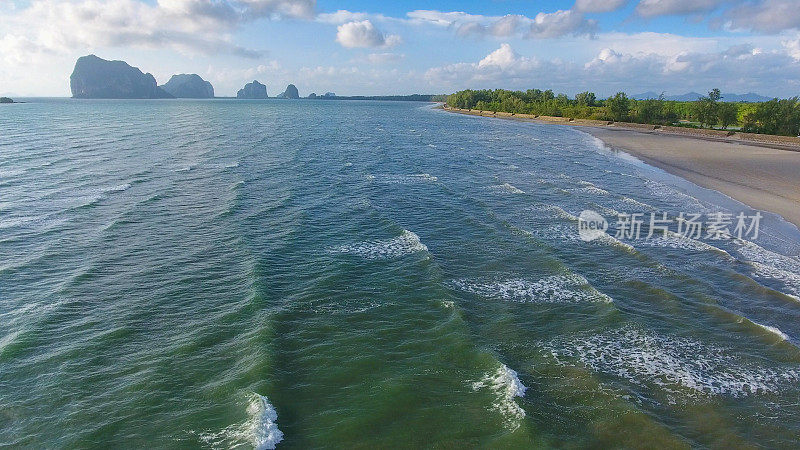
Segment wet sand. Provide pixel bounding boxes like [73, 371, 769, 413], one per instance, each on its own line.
[443, 108, 800, 229]
[585, 127, 800, 229]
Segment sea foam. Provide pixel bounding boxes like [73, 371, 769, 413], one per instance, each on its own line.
[472, 364, 527, 430]
[450, 273, 613, 304]
[198, 394, 283, 450]
[489, 183, 525, 194]
[735, 240, 800, 300]
[542, 326, 800, 401]
[331, 230, 428, 259]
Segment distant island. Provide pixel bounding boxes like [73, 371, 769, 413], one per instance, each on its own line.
[237, 80, 268, 99]
[70, 55, 173, 99]
[160, 74, 214, 98]
[277, 84, 300, 99]
[67, 55, 441, 102]
[1, 97, 14, 103]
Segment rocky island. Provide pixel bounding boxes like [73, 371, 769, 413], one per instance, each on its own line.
[159, 74, 214, 98]
[277, 84, 300, 99]
[70, 55, 173, 99]
[237, 81, 268, 99]
[0, 97, 14, 103]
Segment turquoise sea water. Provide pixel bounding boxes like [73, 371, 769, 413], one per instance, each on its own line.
[2, 99, 800, 448]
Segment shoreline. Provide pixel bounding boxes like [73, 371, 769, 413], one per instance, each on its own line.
[444, 107, 800, 230]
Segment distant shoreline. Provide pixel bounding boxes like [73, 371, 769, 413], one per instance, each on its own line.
[443, 106, 800, 151]
[443, 106, 800, 229]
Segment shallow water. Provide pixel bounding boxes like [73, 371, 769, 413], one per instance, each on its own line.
[2, 99, 800, 448]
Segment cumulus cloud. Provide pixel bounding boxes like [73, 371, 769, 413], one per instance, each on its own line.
[367, 53, 405, 64]
[574, 0, 628, 13]
[529, 9, 597, 38]
[425, 42, 800, 96]
[0, 0, 316, 63]
[335, 20, 401, 48]
[783, 37, 800, 59]
[725, 0, 800, 33]
[316, 9, 392, 25]
[635, 0, 729, 18]
[408, 9, 595, 39]
[426, 43, 548, 88]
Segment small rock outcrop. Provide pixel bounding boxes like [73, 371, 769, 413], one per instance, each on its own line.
[69, 55, 173, 99]
[0, 97, 13, 103]
[160, 74, 214, 98]
[307, 93, 317, 99]
[277, 84, 300, 99]
[237, 80, 268, 99]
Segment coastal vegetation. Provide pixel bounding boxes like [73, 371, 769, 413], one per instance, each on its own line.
[447, 89, 800, 136]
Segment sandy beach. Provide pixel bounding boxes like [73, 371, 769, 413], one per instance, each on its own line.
[586, 127, 800, 229]
[445, 107, 800, 229]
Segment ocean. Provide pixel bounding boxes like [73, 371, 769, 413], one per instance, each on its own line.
[2, 99, 800, 448]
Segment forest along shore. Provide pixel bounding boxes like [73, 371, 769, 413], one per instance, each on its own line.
[444, 106, 800, 230]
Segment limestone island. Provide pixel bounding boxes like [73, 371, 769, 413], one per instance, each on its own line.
[237, 81, 268, 99]
[277, 84, 300, 99]
[70, 55, 173, 99]
[160, 74, 214, 98]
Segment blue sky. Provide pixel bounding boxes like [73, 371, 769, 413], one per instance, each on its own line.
[2, 0, 799, 97]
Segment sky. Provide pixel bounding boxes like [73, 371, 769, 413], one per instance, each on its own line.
[1, 0, 800, 97]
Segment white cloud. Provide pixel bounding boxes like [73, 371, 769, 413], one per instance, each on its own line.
[407, 9, 595, 39]
[725, 0, 800, 33]
[316, 10, 393, 25]
[783, 37, 800, 59]
[574, 0, 628, 13]
[406, 10, 487, 27]
[635, 0, 729, 18]
[366, 53, 405, 64]
[0, 0, 317, 64]
[477, 43, 520, 69]
[425, 42, 800, 96]
[529, 9, 596, 38]
[335, 20, 401, 48]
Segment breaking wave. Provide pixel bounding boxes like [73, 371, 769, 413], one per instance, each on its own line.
[198, 394, 283, 450]
[450, 273, 613, 304]
[472, 364, 527, 430]
[331, 230, 428, 260]
[542, 326, 800, 401]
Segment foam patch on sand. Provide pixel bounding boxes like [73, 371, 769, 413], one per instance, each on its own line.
[198, 394, 283, 450]
[450, 273, 613, 304]
[542, 326, 800, 401]
[472, 364, 527, 430]
[331, 230, 428, 259]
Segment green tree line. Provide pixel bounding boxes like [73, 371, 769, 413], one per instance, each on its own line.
[446, 89, 800, 137]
